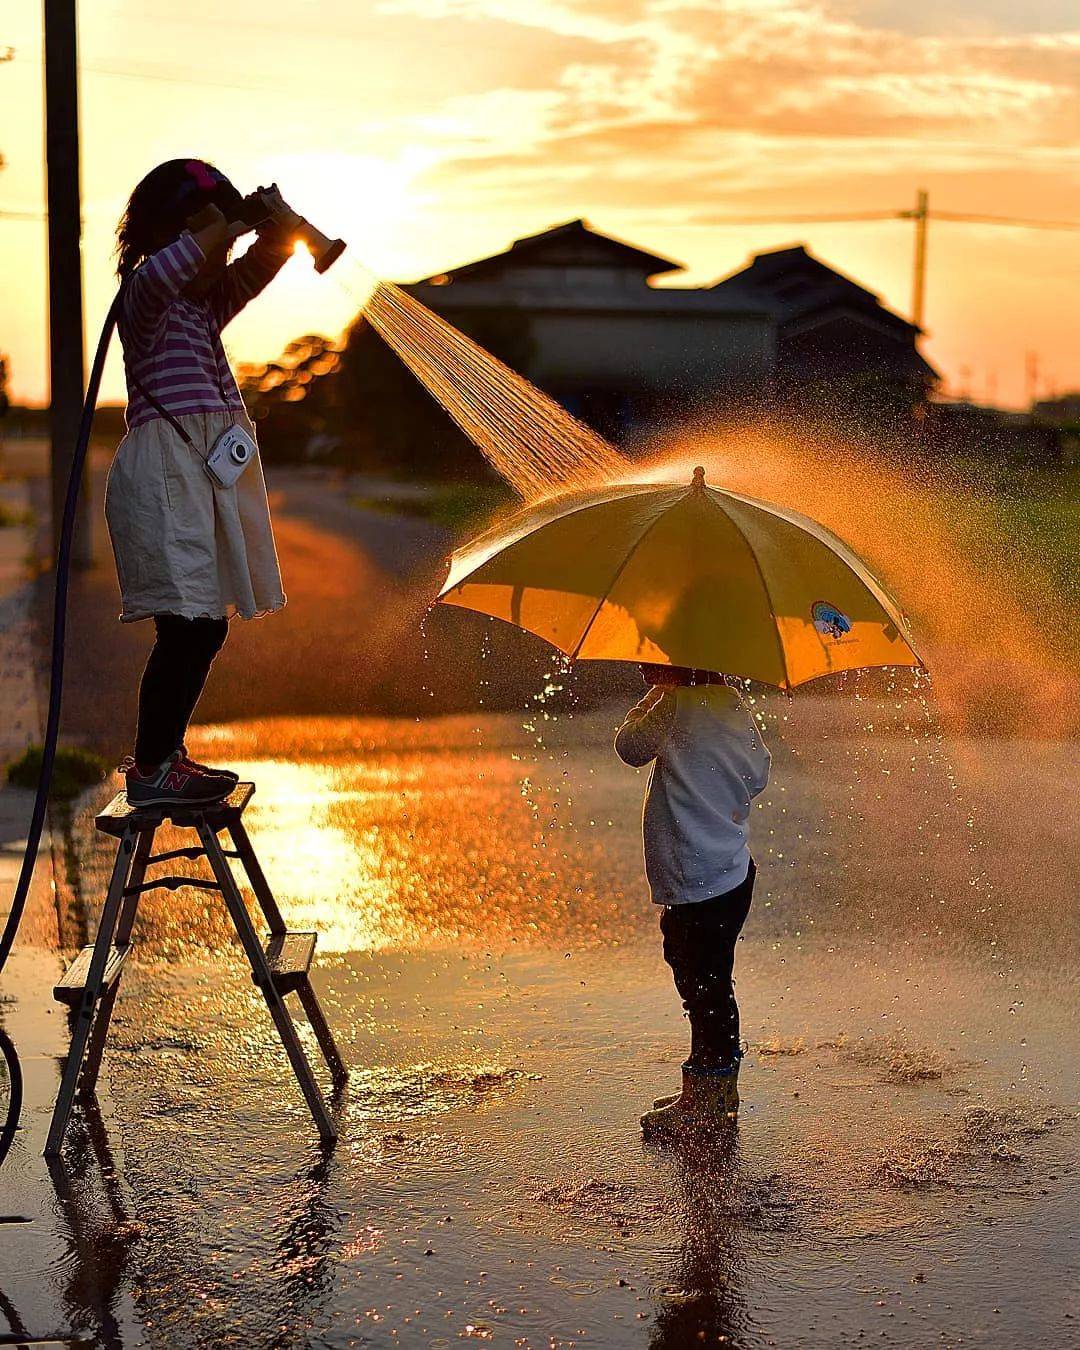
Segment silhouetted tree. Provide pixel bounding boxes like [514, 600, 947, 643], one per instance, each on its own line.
[237, 335, 342, 463]
[238, 301, 534, 480]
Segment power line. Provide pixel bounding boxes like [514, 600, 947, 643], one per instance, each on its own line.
[5, 55, 1080, 238]
[702, 194, 1079, 329]
[932, 210, 1080, 231]
[705, 209, 1080, 232]
[3, 48, 399, 97]
[10, 52, 365, 96]
[706, 211, 898, 224]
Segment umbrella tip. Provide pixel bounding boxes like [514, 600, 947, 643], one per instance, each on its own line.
[692, 465, 706, 488]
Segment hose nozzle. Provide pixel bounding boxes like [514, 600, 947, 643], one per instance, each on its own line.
[240, 184, 347, 274]
[294, 219, 347, 274]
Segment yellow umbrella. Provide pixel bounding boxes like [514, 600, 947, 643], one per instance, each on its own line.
[438, 467, 921, 690]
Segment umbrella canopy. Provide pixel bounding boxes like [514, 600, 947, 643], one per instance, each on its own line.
[438, 467, 921, 690]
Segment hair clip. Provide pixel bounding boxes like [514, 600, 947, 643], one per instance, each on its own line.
[184, 160, 219, 192]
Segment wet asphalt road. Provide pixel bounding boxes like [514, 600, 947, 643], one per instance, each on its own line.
[3, 699, 1073, 1349]
[2, 460, 1076, 1347]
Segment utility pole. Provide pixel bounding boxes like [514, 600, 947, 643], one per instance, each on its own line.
[44, 0, 91, 565]
[899, 188, 929, 331]
[1025, 350, 1040, 407]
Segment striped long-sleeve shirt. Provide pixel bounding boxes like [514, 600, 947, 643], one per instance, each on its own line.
[120, 230, 292, 429]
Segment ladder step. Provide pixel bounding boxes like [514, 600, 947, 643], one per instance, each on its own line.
[124, 875, 221, 897]
[54, 943, 131, 1006]
[256, 932, 317, 994]
[95, 782, 256, 837]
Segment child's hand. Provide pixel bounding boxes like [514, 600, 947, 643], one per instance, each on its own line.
[255, 184, 304, 234]
[642, 685, 667, 709]
[187, 203, 249, 256]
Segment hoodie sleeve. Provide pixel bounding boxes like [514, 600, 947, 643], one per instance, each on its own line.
[748, 715, 771, 797]
[614, 690, 677, 767]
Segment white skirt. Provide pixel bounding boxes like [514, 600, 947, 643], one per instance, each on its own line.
[104, 410, 286, 623]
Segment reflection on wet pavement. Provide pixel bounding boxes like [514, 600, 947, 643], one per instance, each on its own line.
[4, 704, 1077, 1347]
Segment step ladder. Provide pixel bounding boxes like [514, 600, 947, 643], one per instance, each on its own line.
[45, 782, 346, 1157]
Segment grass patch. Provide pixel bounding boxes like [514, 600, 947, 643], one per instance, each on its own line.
[7, 744, 110, 801]
[983, 470, 1079, 601]
[0, 500, 33, 528]
[351, 481, 514, 532]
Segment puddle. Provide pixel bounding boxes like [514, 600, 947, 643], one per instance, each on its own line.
[6, 710, 1076, 1347]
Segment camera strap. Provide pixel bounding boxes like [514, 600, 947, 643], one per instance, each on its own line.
[129, 369, 256, 491]
[124, 262, 243, 459]
[129, 373, 202, 454]
[130, 350, 243, 467]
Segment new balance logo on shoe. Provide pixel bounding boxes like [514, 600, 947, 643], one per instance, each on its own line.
[125, 752, 233, 808]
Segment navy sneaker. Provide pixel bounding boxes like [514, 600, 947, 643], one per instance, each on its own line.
[179, 744, 239, 785]
[124, 751, 233, 808]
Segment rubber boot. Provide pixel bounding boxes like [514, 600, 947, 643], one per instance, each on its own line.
[641, 1060, 740, 1142]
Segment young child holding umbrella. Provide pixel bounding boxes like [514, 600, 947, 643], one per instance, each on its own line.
[615, 662, 771, 1141]
[439, 463, 918, 1137]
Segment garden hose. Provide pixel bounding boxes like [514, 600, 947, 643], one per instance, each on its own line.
[0, 286, 124, 978]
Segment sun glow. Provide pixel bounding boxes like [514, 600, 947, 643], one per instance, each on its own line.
[256, 151, 432, 277]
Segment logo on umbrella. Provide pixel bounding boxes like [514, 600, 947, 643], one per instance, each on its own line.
[812, 600, 852, 640]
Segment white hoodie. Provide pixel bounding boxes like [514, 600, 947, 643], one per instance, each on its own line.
[615, 684, 771, 906]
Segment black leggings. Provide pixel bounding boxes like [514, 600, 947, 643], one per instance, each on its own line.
[659, 859, 755, 1071]
[134, 614, 229, 767]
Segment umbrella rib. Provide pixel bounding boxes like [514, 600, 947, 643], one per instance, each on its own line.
[719, 487, 912, 637]
[706, 493, 792, 691]
[568, 503, 675, 662]
[442, 483, 675, 599]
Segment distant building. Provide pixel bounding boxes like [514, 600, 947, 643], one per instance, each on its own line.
[1033, 392, 1080, 425]
[406, 219, 775, 440]
[710, 244, 938, 403]
[403, 220, 938, 442]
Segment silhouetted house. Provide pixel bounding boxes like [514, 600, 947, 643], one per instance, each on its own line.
[406, 219, 775, 440]
[1033, 392, 1080, 425]
[339, 222, 940, 462]
[710, 244, 938, 408]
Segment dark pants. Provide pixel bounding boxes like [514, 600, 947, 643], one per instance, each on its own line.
[134, 614, 229, 766]
[659, 859, 755, 1071]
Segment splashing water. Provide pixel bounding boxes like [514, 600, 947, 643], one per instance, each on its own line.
[632, 423, 1078, 739]
[335, 255, 1076, 744]
[345, 271, 628, 502]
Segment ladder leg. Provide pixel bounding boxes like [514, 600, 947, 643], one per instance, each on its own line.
[45, 829, 137, 1157]
[295, 979, 348, 1086]
[226, 819, 286, 932]
[196, 821, 337, 1144]
[79, 825, 155, 1101]
[228, 820, 346, 1084]
[77, 988, 118, 1106]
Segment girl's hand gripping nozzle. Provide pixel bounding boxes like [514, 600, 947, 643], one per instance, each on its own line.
[242, 183, 347, 273]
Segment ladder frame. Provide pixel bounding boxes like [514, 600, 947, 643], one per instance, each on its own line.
[45, 783, 346, 1157]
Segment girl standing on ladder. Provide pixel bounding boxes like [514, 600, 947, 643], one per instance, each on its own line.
[106, 159, 299, 808]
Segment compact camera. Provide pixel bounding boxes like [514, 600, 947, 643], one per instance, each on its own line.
[205, 424, 258, 489]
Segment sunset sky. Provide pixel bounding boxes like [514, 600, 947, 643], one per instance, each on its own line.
[1, 0, 1077, 408]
